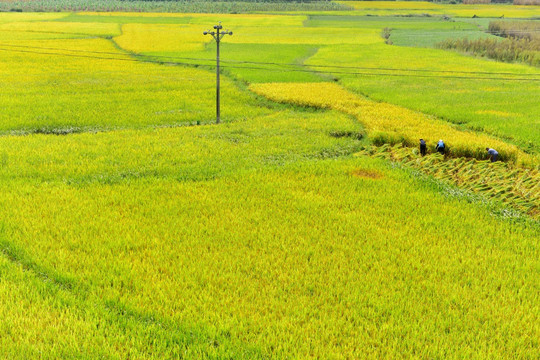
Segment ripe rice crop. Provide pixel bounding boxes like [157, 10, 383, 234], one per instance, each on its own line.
[357, 144, 540, 217]
[340, 1, 540, 17]
[116, 22, 381, 50]
[309, 42, 540, 149]
[0, 121, 538, 358]
[250, 82, 531, 164]
[0, 12, 65, 24]
[0, 10, 538, 358]
[0, 37, 265, 131]
[115, 24, 206, 53]
[0, 20, 121, 37]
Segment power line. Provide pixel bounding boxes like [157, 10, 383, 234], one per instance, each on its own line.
[389, 29, 540, 33]
[0, 46, 538, 82]
[2, 27, 539, 35]
[0, 28, 102, 37]
[0, 47, 143, 63]
[388, 31, 540, 37]
[0, 46, 537, 82]
[1, 23, 539, 35]
[1, 42, 539, 78]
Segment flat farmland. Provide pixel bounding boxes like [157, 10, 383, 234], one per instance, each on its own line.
[0, 3, 538, 358]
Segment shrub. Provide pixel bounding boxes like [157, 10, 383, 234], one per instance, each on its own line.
[437, 35, 539, 67]
[463, 0, 491, 4]
[513, 0, 540, 5]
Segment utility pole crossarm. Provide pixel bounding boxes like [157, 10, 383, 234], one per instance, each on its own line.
[204, 22, 233, 124]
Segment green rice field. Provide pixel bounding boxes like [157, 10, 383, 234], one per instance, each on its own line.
[0, 2, 538, 358]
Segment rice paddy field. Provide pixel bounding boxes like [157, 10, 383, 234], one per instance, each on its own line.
[0, 2, 539, 358]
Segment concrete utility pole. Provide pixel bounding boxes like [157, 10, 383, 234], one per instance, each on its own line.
[203, 22, 233, 124]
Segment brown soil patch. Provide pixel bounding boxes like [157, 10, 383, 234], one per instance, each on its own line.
[351, 169, 384, 179]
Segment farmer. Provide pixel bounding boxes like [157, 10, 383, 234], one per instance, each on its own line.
[419, 139, 427, 156]
[486, 147, 499, 162]
[435, 139, 446, 155]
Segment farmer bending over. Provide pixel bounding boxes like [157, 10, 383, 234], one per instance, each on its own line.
[435, 139, 445, 155]
[419, 139, 427, 156]
[486, 148, 499, 162]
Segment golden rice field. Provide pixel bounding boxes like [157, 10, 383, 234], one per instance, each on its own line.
[0, 4, 538, 358]
[356, 144, 540, 217]
[339, 1, 540, 17]
[250, 82, 533, 164]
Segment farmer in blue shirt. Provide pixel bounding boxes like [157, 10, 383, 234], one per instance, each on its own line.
[486, 148, 499, 162]
[435, 140, 445, 155]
